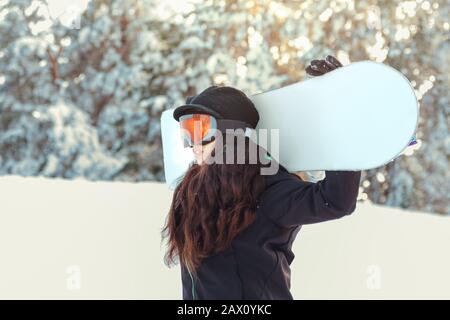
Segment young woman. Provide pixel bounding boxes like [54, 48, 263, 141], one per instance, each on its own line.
[161, 56, 362, 300]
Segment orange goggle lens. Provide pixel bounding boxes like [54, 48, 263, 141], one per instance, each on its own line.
[179, 114, 217, 146]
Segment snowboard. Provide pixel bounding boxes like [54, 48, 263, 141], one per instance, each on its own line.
[161, 60, 419, 190]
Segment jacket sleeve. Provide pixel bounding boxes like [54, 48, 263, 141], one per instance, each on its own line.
[261, 170, 362, 228]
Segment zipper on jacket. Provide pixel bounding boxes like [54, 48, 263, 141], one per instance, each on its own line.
[186, 265, 197, 300]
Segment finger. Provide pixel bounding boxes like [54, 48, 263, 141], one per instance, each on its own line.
[326, 55, 343, 68]
[311, 59, 324, 67]
[324, 59, 337, 71]
[318, 60, 336, 71]
[305, 65, 324, 76]
[311, 60, 331, 73]
[320, 60, 335, 72]
[306, 65, 323, 76]
[325, 55, 340, 67]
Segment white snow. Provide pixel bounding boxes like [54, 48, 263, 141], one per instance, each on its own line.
[0, 175, 448, 299]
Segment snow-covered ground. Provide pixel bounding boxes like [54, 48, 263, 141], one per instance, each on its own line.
[0, 175, 448, 299]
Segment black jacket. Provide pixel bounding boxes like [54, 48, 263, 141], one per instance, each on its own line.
[181, 164, 361, 300]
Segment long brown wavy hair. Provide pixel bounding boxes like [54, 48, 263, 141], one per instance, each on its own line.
[161, 133, 271, 275]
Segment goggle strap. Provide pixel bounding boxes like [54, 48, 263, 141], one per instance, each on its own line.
[216, 119, 253, 133]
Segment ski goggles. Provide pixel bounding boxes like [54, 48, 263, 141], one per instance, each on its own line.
[179, 113, 253, 148]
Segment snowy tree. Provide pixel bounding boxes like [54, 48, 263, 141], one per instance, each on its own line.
[0, 0, 123, 178]
[0, 0, 54, 107]
[57, 0, 182, 181]
[174, 0, 287, 95]
[40, 101, 126, 179]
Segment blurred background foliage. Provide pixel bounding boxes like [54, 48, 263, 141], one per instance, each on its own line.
[0, 0, 448, 214]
